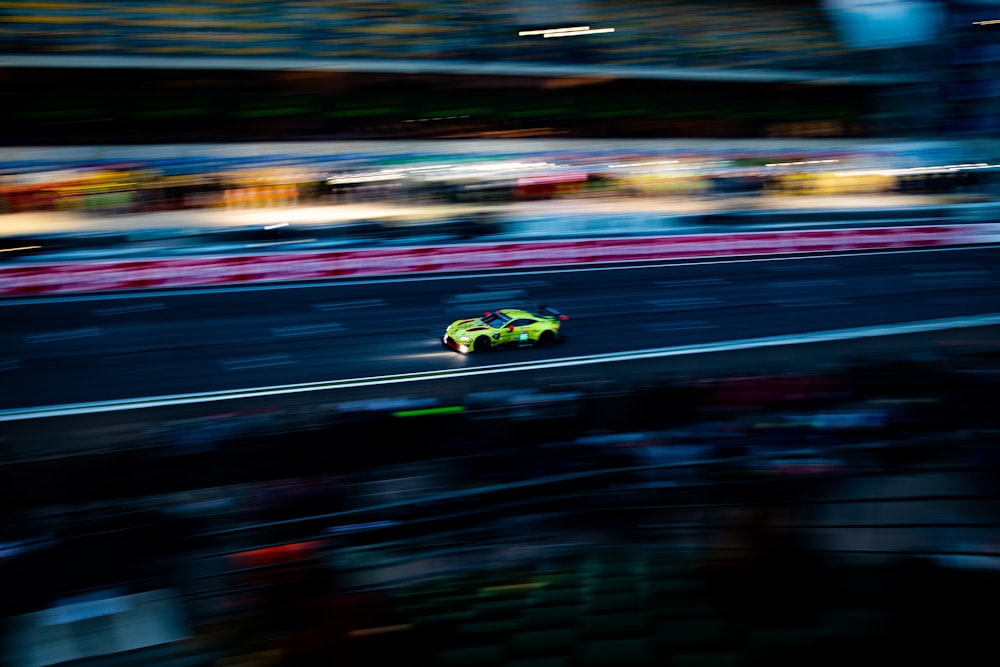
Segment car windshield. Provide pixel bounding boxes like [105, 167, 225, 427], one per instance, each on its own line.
[482, 311, 511, 328]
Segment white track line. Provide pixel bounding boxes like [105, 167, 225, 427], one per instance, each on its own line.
[3, 312, 999, 422]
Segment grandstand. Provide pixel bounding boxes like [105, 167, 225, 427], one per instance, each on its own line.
[0, 0, 965, 144]
[0, 0, 858, 68]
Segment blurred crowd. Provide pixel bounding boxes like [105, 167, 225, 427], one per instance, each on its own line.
[2, 145, 996, 218]
[0, 0, 868, 73]
[1, 340, 999, 665]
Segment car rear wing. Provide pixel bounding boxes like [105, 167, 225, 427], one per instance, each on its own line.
[539, 305, 570, 321]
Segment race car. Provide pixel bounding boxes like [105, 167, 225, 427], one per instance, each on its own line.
[443, 306, 569, 353]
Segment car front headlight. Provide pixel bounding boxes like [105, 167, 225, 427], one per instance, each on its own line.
[459, 336, 470, 342]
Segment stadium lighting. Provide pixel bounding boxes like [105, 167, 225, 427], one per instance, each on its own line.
[519, 26, 590, 36]
[543, 28, 615, 38]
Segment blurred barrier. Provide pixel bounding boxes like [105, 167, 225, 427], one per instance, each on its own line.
[2, 223, 998, 296]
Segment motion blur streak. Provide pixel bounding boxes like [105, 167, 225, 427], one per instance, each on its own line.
[2, 313, 999, 423]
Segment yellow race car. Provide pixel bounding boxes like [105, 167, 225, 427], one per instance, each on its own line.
[443, 306, 568, 353]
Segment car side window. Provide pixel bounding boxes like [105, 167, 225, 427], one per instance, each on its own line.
[509, 319, 535, 327]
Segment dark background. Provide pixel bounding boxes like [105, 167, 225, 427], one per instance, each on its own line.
[2, 67, 878, 144]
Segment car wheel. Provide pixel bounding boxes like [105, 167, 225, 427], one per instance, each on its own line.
[537, 330, 556, 347]
[473, 336, 491, 353]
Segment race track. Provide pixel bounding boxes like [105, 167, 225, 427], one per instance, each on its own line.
[2, 245, 998, 412]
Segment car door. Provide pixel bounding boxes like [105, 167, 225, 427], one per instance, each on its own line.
[499, 318, 536, 345]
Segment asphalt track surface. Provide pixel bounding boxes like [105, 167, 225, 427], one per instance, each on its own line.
[2, 244, 998, 410]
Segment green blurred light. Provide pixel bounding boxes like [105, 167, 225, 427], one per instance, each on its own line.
[235, 106, 315, 117]
[393, 406, 465, 418]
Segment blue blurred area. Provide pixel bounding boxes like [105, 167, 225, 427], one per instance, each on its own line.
[822, 0, 945, 48]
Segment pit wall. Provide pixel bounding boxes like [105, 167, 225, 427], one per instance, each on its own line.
[3, 223, 998, 297]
